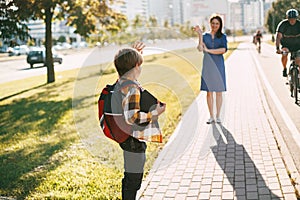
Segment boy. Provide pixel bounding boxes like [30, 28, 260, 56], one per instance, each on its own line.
[113, 42, 166, 199]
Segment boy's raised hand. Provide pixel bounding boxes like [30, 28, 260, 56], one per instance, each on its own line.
[132, 41, 146, 54]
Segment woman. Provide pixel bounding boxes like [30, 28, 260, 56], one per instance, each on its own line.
[194, 15, 227, 124]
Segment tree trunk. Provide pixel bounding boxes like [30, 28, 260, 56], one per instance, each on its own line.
[45, 6, 54, 83]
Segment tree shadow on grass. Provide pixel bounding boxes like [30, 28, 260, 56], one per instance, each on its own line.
[0, 142, 68, 198]
[0, 83, 47, 102]
[0, 88, 76, 198]
[0, 96, 72, 140]
[0, 75, 77, 102]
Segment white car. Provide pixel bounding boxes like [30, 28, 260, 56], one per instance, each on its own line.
[8, 45, 29, 56]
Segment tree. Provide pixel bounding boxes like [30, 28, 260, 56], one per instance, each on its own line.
[163, 20, 170, 29]
[0, 1, 30, 42]
[132, 15, 144, 29]
[265, 0, 300, 34]
[179, 21, 195, 37]
[5, 0, 125, 83]
[58, 35, 66, 43]
[148, 15, 158, 27]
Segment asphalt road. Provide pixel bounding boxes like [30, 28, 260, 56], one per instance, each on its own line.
[0, 48, 93, 84]
[253, 41, 300, 174]
[0, 36, 251, 84]
[0, 39, 197, 84]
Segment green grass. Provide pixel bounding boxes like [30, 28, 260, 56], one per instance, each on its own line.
[0, 42, 238, 199]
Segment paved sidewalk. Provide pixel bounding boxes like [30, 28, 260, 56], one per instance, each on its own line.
[137, 43, 298, 199]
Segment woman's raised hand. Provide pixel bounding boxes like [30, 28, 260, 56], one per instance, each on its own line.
[193, 25, 202, 35]
[194, 25, 203, 52]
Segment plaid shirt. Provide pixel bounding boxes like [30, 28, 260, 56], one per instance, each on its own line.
[119, 78, 162, 143]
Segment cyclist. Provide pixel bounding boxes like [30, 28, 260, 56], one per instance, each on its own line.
[254, 29, 263, 52]
[275, 8, 300, 77]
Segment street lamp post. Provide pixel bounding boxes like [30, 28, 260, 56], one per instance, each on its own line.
[272, 12, 275, 42]
[169, 4, 173, 26]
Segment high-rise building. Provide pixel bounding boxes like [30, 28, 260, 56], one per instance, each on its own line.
[188, 0, 228, 29]
[227, 0, 264, 33]
[227, 2, 243, 31]
[148, 0, 265, 33]
[110, 0, 149, 21]
[24, 0, 269, 44]
[148, 0, 202, 26]
[148, 0, 228, 28]
[148, 0, 174, 25]
[27, 19, 76, 44]
[243, 0, 264, 32]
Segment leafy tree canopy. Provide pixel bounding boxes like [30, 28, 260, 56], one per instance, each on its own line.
[266, 0, 300, 33]
[0, 0, 30, 41]
[0, 0, 127, 83]
[3, 0, 127, 38]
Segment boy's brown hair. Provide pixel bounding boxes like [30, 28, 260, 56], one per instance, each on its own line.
[114, 48, 143, 76]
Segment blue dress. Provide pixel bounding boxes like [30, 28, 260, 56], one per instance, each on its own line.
[200, 33, 227, 92]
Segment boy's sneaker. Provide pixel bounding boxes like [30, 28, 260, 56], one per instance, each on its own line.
[283, 68, 287, 77]
[216, 118, 222, 124]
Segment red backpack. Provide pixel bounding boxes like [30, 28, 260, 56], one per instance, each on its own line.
[98, 81, 132, 143]
[98, 80, 159, 143]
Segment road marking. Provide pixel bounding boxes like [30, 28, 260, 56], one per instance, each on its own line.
[250, 45, 300, 148]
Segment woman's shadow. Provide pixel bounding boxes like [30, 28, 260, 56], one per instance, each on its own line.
[209, 123, 281, 199]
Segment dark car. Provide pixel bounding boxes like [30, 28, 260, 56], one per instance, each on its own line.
[27, 47, 62, 68]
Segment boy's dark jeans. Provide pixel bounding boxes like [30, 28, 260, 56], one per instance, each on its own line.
[119, 136, 147, 200]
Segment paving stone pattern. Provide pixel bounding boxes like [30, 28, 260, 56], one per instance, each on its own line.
[137, 43, 298, 200]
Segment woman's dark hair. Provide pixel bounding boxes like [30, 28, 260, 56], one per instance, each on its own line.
[210, 15, 223, 38]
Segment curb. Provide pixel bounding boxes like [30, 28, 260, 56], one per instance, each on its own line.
[0, 48, 92, 63]
[0, 55, 26, 62]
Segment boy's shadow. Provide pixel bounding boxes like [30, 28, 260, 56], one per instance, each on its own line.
[210, 123, 281, 199]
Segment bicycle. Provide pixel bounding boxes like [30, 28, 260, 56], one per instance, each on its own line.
[253, 33, 262, 54]
[283, 50, 300, 104]
[253, 38, 261, 54]
[257, 42, 261, 54]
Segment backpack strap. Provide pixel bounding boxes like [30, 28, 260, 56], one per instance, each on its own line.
[101, 80, 138, 143]
[103, 114, 117, 141]
[117, 79, 142, 93]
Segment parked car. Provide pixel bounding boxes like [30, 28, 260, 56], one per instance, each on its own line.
[0, 46, 7, 53]
[72, 41, 88, 48]
[27, 47, 62, 68]
[8, 45, 29, 56]
[53, 42, 72, 50]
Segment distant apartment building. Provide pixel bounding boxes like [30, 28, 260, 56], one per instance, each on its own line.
[148, 0, 265, 33]
[148, 0, 171, 25]
[148, 0, 228, 29]
[227, 0, 264, 33]
[24, 0, 267, 44]
[148, 0, 189, 26]
[227, 2, 243, 31]
[27, 19, 77, 44]
[27, 20, 44, 40]
[110, 0, 149, 21]
[244, 0, 264, 31]
[188, 0, 228, 29]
